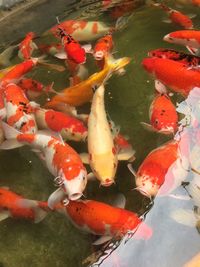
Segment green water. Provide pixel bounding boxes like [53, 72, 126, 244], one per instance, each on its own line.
[0, 1, 200, 267]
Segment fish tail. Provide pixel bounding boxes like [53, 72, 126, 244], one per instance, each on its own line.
[37, 56, 65, 72]
[104, 54, 131, 75]
[44, 82, 59, 94]
[0, 122, 24, 150]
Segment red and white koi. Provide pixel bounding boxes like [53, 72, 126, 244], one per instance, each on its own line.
[0, 122, 88, 208]
[164, 30, 200, 55]
[152, 3, 194, 29]
[35, 108, 88, 142]
[56, 197, 152, 245]
[128, 141, 181, 197]
[0, 187, 48, 223]
[18, 32, 38, 60]
[141, 94, 178, 135]
[93, 33, 114, 61]
[3, 83, 38, 133]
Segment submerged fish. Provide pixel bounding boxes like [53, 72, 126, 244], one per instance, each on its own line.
[164, 30, 200, 55]
[0, 122, 88, 209]
[81, 84, 135, 186]
[45, 55, 130, 108]
[141, 94, 178, 135]
[46, 20, 115, 42]
[142, 57, 200, 97]
[18, 32, 38, 60]
[152, 2, 194, 29]
[0, 187, 48, 223]
[128, 141, 179, 197]
[93, 33, 114, 61]
[35, 108, 88, 142]
[3, 83, 38, 133]
[56, 197, 152, 245]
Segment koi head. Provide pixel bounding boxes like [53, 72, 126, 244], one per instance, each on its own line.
[61, 169, 87, 201]
[142, 57, 156, 74]
[136, 162, 166, 197]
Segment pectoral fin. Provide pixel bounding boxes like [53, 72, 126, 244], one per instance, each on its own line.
[80, 153, 89, 164]
[48, 188, 66, 210]
[54, 52, 67, 59]
[0, 210, 10, 221]
[155, 80, 167, 94]
[92, 235, 112, 245]
[117, 148, 135, 161]
[186, 46, 200, 56]
[140, 122, 157, 132]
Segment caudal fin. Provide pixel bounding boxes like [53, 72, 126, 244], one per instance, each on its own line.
[0, 122, 23, 150]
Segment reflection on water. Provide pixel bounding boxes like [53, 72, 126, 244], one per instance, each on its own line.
[0, 1, 200, 267]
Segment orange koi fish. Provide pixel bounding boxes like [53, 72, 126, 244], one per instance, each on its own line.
[0, 187, 48, 223]
[18, 78, 55, 100]
[109, 0, 136, 19]
[164, 30, 200, 55]
[0, 58, 39, 88]
[141, 94, 178, 135]
[93, 33, 114, 61]
[56, 26, 86, 65]
[3, 83, 38, 133]
[35, 108, 87, 142]
[45, 55, 130, 108]
[142, 57, 200, 97]
[56, 198, 152, 245]
[18, 32, 38, 60]
[128, 141, 179, 197]
[0, 122, 88, 209]
[153, 3, 193, 29]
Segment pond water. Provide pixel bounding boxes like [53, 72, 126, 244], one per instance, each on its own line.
[0, 0, 200, 267]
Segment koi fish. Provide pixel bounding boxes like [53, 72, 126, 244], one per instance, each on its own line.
[109, 0, 136, 19]
[128, 141, 179, 197]
[114, 133, 132, 151]
[45, 55, 130, 108]
[18, 78, 56, 100]
[142, 57, 200, 97]
[56, 197, 152, 245]
[183, 252, 200, 267]
[45, 20, 115, 42]
[18, 32, 38, 60]
[141, 94, 178, 134]
[38, 43, 63, 57]
[56, 26, 86, 65]
[0, 58, 40, 88]
[65, 59, 89, 86]
[80, 84, 135, 186]
[0, 89, 6, 120]
[93, 33, 113, 61]
[163, 30, 200, 55]
[3, 83, 38, 133]
[0, 187, 48, 223]
[35, 108, 88, 142]
[192, 0, 200, 6]
[0, 122, 88, 209]
[149, 48, 200, 69]
[152, 3, 194, 29]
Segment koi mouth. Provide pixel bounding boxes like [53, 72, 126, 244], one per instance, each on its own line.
[101, 179, 114, 187]
[69, 192, 82, 201]
[94, 51, 104, 60]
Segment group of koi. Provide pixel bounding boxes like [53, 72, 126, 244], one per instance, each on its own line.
[0, 0, 200, 254]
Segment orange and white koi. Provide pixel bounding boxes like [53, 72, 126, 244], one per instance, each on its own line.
[3, 83, 38, 133]
[128, 141, 180, 197]
[18, 78, 55, 100]
[141, 94, 178, 135]
[45, 55, 130, 108]
[0, 122, 88, 208]
[46, 20, 116, 42]
[56, 198, 152, 245]
[0, 187, 48, 223]
[81, 84, 134, 186]
[164, 30, 200, 55]
[35, 108, 87, 142]
[142, 57, 200, 97]
[153, 3, 193, 29]
[18, 32, 38, 60]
